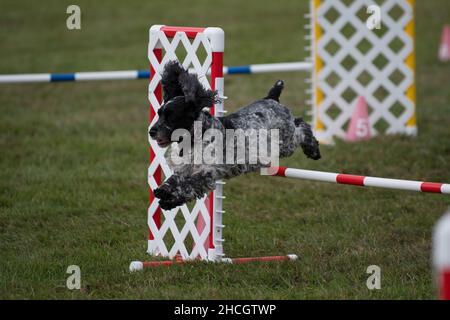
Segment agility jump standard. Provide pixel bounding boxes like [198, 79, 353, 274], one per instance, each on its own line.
[272, 167, 450, 195]
[128, 24, 304, 272]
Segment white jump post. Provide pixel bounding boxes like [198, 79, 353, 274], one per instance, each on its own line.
[433, 210, 450, 300]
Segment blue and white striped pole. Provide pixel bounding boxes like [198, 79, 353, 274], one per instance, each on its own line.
[225, 62, 311, 75]
[0, 62, 312, 84]
[0, 70, 151, 83]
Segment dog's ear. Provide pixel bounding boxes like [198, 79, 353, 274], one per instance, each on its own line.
[178, 72, 218, 111]
[162, 61, 218, 110]
[178, 72, 200, 104]
[195, 86, 218, 110]
[161, 61, 186, 102]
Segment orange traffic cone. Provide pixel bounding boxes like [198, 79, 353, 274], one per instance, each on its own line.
[345, 96, 372, 142]
[439, 24, 450, 62]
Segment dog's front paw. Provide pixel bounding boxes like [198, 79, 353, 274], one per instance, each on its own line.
[158, 196, 186, 210]
[153, 184, 172, 200]
[154, 185, 186, 210]
[159, 199, 184, 210]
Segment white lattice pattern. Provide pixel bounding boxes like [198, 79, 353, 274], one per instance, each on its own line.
[147, 27, 218, 260]
[148, 30, 213, 96]
[312, 0, 416, 143]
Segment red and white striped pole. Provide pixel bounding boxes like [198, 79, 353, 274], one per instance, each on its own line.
[270, 167, 450, 195]
[129, 254, 298, 271]
[433, 210, 450, 300]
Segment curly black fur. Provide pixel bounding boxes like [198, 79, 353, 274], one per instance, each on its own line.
[161, 60, 217, 110]
[150, 61, 321, 210]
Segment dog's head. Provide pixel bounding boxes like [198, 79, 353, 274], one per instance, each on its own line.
[149, 61, 217, 147]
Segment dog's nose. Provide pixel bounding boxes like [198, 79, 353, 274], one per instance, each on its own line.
[149, 127, 158, 139]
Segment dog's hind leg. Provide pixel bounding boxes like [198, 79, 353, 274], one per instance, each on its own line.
[264, 80, 284, 102]
[294, 117, 321, 160]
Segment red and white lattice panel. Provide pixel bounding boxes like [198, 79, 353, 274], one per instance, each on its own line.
[147, 25, 226, 261]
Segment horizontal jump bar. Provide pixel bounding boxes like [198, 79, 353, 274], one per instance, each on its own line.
[0, 62, 312, 84]
[129, 254, 298, 271]
[271, 167, 450, 195]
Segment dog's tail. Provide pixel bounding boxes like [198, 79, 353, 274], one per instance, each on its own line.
[294, 117, 321, 160]
[264, 80, 284, 102]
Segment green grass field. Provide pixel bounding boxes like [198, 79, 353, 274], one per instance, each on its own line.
[0, 0, 449, 299]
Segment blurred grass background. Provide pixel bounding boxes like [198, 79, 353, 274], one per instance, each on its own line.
[0, 0, 449, 299]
